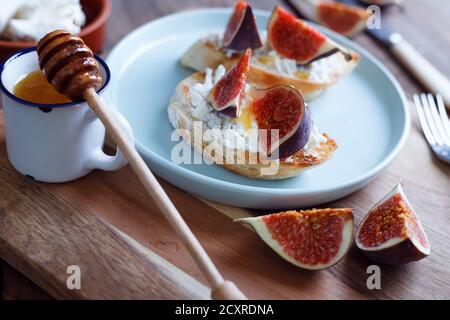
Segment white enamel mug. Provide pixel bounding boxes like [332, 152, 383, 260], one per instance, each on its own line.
[0, 47, 134, 183]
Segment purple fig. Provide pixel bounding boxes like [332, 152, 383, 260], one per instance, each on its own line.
[252, 85, 312, 158]
[278, 104, 312, 159]
[236, 208, 354, 270]
[317, 1, 373, 38]
[268, 6, 352, 65]
[220, 106, 238, 118]
[356, 184, 430, 265]
[223, 0, 263, 51]
[208, 49, 251, 117]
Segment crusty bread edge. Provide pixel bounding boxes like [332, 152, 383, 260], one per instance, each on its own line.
[168, 72, 337, 180]
[181, 39, 360, 101]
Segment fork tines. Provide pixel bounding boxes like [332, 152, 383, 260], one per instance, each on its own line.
[414, 94, 450, 146]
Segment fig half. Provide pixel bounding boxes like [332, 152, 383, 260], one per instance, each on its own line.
[208, 49, 251, 117]
[236, 209, 354, 270]
[267, 5, 352, 65]
[223, 0, 263, 51]
[316, 1, 373, 38]
[356, 184, 431, 265]
[252, 85, 312, 158]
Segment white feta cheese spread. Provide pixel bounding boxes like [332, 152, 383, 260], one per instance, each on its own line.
[270, 50, 298, 77]
[187, 65, 259, 152]
[1, 0, 86, 41]
[302, 126, 328, 156]
[180, 65, 327, 156]
[252, 48, 346, 84]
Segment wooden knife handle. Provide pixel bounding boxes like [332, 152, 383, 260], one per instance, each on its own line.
[391, 38, 450, 108]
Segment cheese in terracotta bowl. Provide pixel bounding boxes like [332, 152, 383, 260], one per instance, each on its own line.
[0, 0, 111, 62]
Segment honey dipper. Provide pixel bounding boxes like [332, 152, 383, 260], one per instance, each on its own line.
[37, 30, 247, 300]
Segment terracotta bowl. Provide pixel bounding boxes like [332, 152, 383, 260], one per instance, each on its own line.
[0, 0, 111, 62]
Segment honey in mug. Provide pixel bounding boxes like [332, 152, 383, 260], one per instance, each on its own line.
[14, 70, 71, 104]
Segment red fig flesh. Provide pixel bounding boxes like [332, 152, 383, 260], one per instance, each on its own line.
[223, 0, 263, 51]
[208, 49, 251, 117]
[268, 6, 351, 64]
[237, 209, 354, 270]
[356, 184, 430, 265]
[252, 85, 311, 158]
[317, 2, 372, 37]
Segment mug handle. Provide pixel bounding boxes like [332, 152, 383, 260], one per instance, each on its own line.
[84, 108, 134, 171]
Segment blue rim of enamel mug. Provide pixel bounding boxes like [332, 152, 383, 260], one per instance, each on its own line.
[0, 47, 111, 108]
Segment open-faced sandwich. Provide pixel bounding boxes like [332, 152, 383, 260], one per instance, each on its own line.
[169, 50, 337, 180]
[181, 1, 359, 100]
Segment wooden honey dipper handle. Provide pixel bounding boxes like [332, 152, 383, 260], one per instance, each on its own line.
[85, 88, 246, 300]
[38, 30, 247, 300]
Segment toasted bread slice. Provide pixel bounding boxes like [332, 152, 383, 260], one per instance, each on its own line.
[181, 35, 359, 100]
[168, 71, 337, 180]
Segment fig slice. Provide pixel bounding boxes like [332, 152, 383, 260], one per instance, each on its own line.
[207, 49, 251, 117]
[236, 209, 354, 270]
[223, 0, 263, 51]
[267, 5, 352, 65]
[316, 1, 373, 37]
[252, 85, 312, 158]
[356, 184, 431, 265]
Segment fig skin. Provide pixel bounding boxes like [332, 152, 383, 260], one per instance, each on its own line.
[278, 104, 312, 159]
[362, 239, 429, 265]
[220, 106, 238, 118]
[223, 0, 263, 51]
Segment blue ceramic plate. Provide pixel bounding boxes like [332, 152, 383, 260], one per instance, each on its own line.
[107, 8, 409, 209]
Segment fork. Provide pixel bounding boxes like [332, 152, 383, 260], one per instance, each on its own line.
[414, 94, 450, 164]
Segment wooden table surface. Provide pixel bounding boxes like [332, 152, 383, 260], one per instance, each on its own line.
[1, 0, 449, 300]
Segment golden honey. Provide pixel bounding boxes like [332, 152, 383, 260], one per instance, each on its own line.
[235, 104, 254, 131]
[257, 55, 275, 67]
[295, 71, 310, 80]
[14, 70, 71, 104]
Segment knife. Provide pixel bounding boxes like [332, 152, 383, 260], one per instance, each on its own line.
[285, 0, 450, 108]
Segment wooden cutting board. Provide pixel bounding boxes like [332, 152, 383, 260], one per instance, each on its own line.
[0, 106, 449, 299]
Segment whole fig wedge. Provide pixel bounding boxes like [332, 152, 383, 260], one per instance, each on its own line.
[356, 184, 431, 265]
[223, 0, 263, 51]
